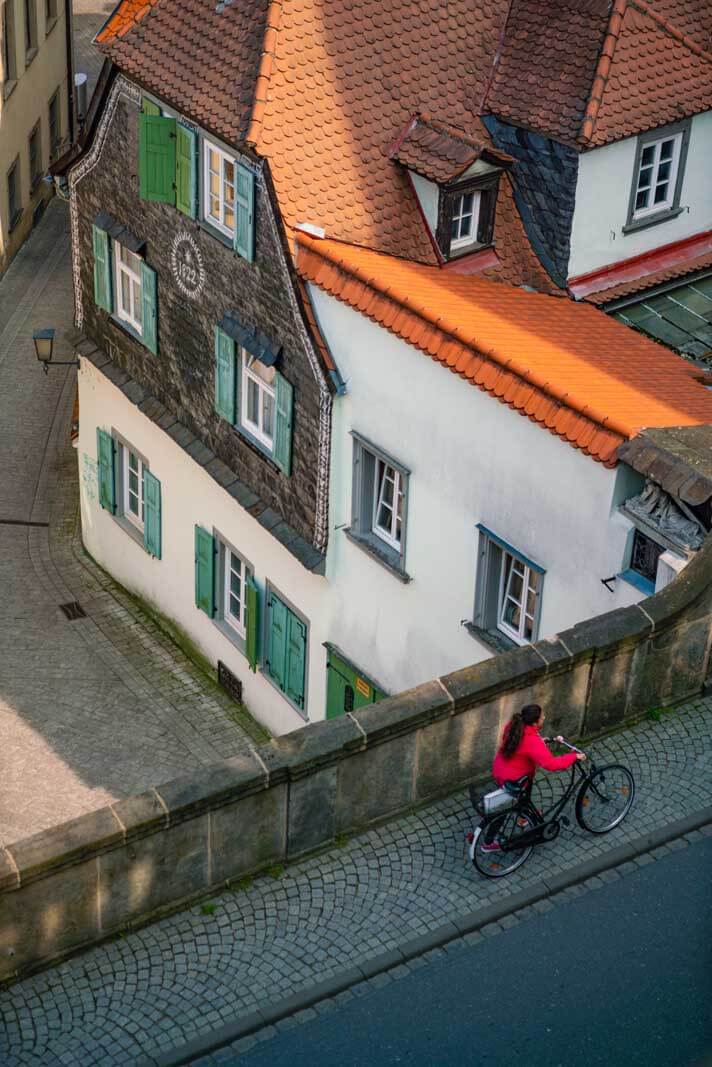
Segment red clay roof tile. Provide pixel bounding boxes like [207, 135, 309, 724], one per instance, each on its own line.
[297, 234, 712, 465]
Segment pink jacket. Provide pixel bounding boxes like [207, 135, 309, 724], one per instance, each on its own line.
[493, 723, 577, 785]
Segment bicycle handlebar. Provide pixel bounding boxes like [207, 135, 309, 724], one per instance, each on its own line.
[543, 736, 585, 755]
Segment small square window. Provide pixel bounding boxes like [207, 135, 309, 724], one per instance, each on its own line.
[114, 242, 144, 336]
[450, 190, 480, 248]
[349, 434, 409, 577]
[438, 175, 498, 260]
[123, 446, 145, 532]
[472, 526, 545, 648]
[203, 140, 236, 237]
[629, 529, 663, 585]
[626, 122, 689, 230]
[241, 351, 275, 450]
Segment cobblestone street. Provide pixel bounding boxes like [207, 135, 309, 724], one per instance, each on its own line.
[1, 695, 710, 1065]
[0, 203, 266, 847]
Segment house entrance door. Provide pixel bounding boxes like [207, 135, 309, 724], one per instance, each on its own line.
[325, 647, 386, 719]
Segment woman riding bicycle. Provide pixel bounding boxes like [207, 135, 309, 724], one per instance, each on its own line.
[493, 703, 586, 786]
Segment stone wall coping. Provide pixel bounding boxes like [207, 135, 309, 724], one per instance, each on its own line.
[6, 807, 123, 887]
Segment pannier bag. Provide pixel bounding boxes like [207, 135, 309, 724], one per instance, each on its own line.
[481, 787, 518, 816]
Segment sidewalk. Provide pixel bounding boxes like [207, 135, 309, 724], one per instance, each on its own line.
[1, 694, 710, 1065]
[0, 201, 266, 848]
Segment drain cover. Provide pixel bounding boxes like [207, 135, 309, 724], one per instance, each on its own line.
[59, 601, 87, 621]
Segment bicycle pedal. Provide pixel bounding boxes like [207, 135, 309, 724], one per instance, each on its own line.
[561, 816, 571, 828]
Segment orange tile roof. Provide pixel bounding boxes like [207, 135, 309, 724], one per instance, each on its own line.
[485, 0, 712, 147]
[297, 234, 712, 466]
[96, 0, 555, 290]
[587, 252, 712, 306]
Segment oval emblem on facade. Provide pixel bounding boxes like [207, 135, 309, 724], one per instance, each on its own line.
[170, 232, 206, 299]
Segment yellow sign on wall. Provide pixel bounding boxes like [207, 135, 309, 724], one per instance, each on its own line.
[355, 676, 371, 699]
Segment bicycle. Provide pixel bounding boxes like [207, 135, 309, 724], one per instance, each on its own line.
[467, 738, 635, 878]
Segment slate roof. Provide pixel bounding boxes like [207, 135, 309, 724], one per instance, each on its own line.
[297, 234, 712, 467]
[485, 0, 712, 147]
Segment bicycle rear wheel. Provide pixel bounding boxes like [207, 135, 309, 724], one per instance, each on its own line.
[472, 809, 536, 878]
[576, 764, 635, 833]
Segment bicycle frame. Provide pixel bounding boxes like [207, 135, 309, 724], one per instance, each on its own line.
[499, 754, 598, 851]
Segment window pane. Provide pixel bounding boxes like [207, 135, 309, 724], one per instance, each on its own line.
[224, 205, 235, 230]
[654, 183, 669, 204]
[657, 160, 671, 183]
[659, 139, 674, 161]
[247, 378, 259, 425]
[635, 190, 649, 210]
[503, 599, 520, 629]
[640, 144, 655, 166]
[637, 166, 652, 190]
[263, 391, 274, 438]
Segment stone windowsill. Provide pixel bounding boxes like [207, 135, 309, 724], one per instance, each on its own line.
[344, 527, 411, 583]
[25, 47, 38, 69]
[464, 621, 518, 655]
[2, 78, 17, 101]
[622, 206, 684, 235]
[45, 15, 57, 36]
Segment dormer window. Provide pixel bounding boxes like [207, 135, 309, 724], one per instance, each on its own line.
[388, 116, 510, 265]
[439, 174, 498, 259]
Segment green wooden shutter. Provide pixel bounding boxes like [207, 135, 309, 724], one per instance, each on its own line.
[96, 428, 115, 512]
[246, 575, 259, 673]
[141, 262, 158, 355]
[176, 124, 197, 218]
[142, 97, 161, 116]
[267, 592, 288, 689]
[143, 469, 162, 558]
[234, 163, 255, 262]
[273, 372, 293, 475]
[92, 225, 112, 312]
[194, 526, 215, 616]
[139, 114, 176, 204]
[285, 612, 307, 709]
[214, 327, 236, 422]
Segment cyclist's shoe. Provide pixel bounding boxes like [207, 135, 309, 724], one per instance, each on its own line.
[480, 840, 501, 853]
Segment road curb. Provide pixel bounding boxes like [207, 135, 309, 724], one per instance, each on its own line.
[138, 805, 712, 1067]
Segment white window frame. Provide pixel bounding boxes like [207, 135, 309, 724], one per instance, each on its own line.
[122, 445, 145, 532]
[222, 544, 247, 638]
[450, 190, 481, 249]
[372, 458, 404, 551]
[240, 350, 275, 451]
[497, 550, 541, 645]
[632, 132, 683, 220]
[203, 139, 236, 237]
[113, 242, 143, 336]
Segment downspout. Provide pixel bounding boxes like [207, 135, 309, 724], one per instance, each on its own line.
[64, 0, 75, 141]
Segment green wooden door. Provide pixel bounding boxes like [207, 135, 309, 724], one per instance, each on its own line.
[325, 649, 385, 720]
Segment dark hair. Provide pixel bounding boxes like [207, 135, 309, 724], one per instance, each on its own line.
[500, 704, 542, 758]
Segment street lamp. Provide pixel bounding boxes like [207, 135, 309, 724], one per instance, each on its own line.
[32, 328, 79, 374]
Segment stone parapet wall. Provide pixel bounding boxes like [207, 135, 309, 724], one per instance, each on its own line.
[3, 535, 712, 982]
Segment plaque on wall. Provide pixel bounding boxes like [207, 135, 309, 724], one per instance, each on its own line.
[171, 231, 206, 299]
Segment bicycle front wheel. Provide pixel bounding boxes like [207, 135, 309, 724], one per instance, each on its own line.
[472, 809, 536, 878]
[576, 764, 635, 833]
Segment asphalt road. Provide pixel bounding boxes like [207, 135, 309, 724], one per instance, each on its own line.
[230, 836, 712, 1067]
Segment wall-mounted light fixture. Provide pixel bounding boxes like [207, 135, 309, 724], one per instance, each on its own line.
[32, 329, 79, 374]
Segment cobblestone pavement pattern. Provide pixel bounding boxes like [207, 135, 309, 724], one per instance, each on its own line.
[1, 695, 710, 1065]
[0, 203, 265, 847]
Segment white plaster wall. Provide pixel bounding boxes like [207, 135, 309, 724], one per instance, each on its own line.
[569, 110, 712, 278]
[314, 286, 644, 697]
[77, 359, 327, 735]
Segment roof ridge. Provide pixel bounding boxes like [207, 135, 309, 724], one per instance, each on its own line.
[632, 0, 712, 60]
[580, 0, 712, 144]
[578, 0, 627, 145]
[296, 235, 633, 440]
[245, 0, 283, 149]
